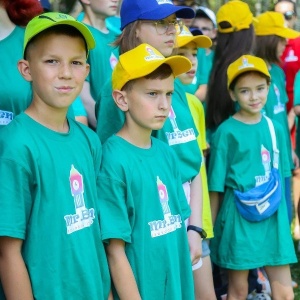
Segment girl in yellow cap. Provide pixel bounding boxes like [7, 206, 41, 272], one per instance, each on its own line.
[254, 11, 300, 226]
[208, 54, 297, 300]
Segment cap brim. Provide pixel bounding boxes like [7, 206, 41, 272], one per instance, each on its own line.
[164, 55, 192, 76]
[139, 5, 195, 21]
[177, 35, 212, 48]
[277, 28, 300, 39]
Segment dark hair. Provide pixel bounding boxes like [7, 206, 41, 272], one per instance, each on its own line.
[205, 25, 255, 129]
[3, 0, 43, 26]
[112, 21, 142, 55]
[274, 0, 297, 16]
[229, 71, 271, 91]
[122, 64, 173, 91]
[25, 25, 88, 59]
[254, 35, 284, 65]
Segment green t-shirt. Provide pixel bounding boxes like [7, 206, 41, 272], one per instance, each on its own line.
[208, 116, 296, 269]
[96, 79, 202, 183]
[262, 64, 293, 170]
[0, 26, 32, 127]
[98, 135, 194, 300]
[293, 70, 300, 158]
[85, 24, 119, 101]
[0, 113, 110, 299]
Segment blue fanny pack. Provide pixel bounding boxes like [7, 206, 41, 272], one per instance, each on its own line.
[234, 117, 281, 222]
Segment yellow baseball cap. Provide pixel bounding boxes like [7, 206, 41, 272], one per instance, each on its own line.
[112, 43, 192, 90]
[227, 55, 271, 88]
[254, 11, 300, 39]
[217, 0, 255, 33]
[175, 25, 212, 49]
[23, 12, 95, 57]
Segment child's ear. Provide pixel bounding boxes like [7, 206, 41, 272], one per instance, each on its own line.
[229, 89, 237, 102]
[112, 90, 129, 112]
[17, 59, 32, 82]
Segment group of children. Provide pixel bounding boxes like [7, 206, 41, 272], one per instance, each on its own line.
[0, 0, 299, 299]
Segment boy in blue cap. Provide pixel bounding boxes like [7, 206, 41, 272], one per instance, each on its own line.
[0, 12, 111, 299]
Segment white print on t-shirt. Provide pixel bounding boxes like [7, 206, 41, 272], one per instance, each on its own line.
[165, 106, 196, 146]
[273, 83, 285, 114]
[148, 177, 182, 238]
[64, 165, 95, 234]
[109, 52, 118, 69]
[285, 49, 298, 62]
[0, 109, 13, 126]
[255, 145, 271, 186]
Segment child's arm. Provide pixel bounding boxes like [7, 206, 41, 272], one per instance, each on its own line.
[0, 237, 33, 300]
[209, 191, 221, 224]
[188, 173, 203, 266]
[106, 239, 141, 300]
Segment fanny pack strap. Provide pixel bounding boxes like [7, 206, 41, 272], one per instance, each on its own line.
[264, 116, 279, 169]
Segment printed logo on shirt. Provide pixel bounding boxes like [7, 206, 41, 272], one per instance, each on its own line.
[148, 177, 182, 237]
[255, 145, 271, 186]
[0, 110, 13, 126]
[165, 106, 196, 145]
[285, 49, 298, 62]
[273, 83, 285, 114]
[64, 165, 95, 234]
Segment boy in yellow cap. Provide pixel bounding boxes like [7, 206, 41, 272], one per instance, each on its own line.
[0, 12, 112, 299]
[208, 54, 297, 299]
[174, 25, 217, 299]
[97, 43, 197, 299]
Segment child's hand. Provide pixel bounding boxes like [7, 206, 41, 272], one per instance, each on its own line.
[187, 230, 202, 266]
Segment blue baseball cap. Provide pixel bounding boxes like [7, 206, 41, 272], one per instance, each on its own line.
[120, 0, 195, 30]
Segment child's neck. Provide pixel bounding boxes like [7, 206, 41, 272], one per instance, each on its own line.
[233, 111, 262, 124]
[0, 7, 16, 40]
[25, 104, 69, 133]
[117, 125, 152, 149]
[83, 10, 108, 33]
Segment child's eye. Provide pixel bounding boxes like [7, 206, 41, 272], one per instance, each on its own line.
[148, 92, 157, 96]
[166, 92, 173, 97]
[72, 61, 83, 65]
[45, 59, 58, 64]
[240, 89, 248, 94]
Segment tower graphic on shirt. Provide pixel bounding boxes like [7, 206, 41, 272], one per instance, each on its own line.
[148, 176, 182, 238]
[157, 176, 171, 222]
[255, 145, 271, 186]
[165, 106, 196, 146]
[273, 83, 285, 114]
[168, 106, 179, 132]
[64, 165, 95, 234]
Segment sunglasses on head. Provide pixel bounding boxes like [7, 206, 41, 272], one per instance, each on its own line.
[284, 11, 295, 20]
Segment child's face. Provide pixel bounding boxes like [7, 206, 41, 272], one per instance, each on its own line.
[192, 18, 216, 40]
[229, 72, 269, 119]
[177, 43, 198, 85]
[122, 76, 174, 133]
[136, 14, 178, 57]
[87, 0, 120, 17]
[20, 33, 89, 111]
